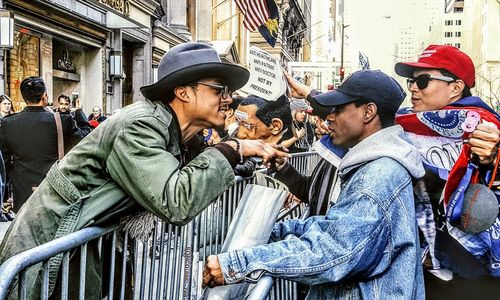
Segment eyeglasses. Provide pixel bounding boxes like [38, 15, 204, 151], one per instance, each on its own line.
[406, 74, 455, 90]
[196, 82, 231, 99]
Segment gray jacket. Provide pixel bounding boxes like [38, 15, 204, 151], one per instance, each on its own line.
[0, 99, 235, 299]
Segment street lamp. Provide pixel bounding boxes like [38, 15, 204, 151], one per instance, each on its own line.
[0, 9, 14, 49]
[109, 50, 122, 79]
[340, 23, 349, 82]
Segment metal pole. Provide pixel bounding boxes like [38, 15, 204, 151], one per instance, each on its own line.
[340, 24, 345, 82]
[0, 0, 6, 96]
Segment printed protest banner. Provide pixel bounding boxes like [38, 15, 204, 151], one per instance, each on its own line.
[240, 46, 285, 101]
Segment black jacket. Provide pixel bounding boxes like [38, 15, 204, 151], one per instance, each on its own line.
[274, 158, 337, 216]
[0, 106, 91, 211]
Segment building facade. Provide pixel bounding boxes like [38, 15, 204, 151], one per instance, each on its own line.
[1, 0, 190, 115]
[0, 0, 315, 114]
[463, 0, 500, 108]
[249, 0, 307, 66]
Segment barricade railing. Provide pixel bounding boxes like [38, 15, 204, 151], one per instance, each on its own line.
[0, 151, 320, 300]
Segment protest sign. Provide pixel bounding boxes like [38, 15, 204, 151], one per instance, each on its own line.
[240, 46, 286, 101]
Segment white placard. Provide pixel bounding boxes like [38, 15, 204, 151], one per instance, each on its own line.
[240, 46, 284, 101]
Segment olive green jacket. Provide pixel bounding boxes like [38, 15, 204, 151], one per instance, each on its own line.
[0, 99, 235, 299]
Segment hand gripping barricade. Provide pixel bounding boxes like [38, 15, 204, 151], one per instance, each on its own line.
[0, 151, 320, 300]
[201, 173, 289, 299]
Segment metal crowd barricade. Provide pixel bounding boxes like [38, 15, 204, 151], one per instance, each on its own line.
[0, 151, 320, 300]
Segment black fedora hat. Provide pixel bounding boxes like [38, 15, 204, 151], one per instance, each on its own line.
[141, 42, 250, 102]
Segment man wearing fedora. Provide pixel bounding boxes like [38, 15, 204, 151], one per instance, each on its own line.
[0, 42, 289, 299]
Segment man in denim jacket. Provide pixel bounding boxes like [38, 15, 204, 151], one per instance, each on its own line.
[203, 70, 426, 299]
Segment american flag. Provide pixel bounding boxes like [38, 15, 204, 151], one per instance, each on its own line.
[359, 51, 370, 70]
[235, 0, 271, 31]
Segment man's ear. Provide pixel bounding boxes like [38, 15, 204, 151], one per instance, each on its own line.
[363, 103, 377, 123]
[42, 92, 49, 104]
[270, 118, 284, 135]
[450, 80, 466, 99]
[226, 108, 235, 118]
[173, 86, 190, 103]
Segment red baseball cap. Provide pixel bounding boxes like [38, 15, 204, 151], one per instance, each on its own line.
[395, 45, 475, 88]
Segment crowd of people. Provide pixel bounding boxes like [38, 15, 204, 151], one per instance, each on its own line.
[0, 41, 497, 299]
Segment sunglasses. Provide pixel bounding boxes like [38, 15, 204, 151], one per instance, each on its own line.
[196, 82, 231, 99]
[407, 74, 455, 90]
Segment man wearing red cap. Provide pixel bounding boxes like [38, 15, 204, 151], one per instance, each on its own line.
[395, 45, 500, 298]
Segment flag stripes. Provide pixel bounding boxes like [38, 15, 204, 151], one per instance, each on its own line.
[359, 51, 370, 69]
[235, 0, 271, 31]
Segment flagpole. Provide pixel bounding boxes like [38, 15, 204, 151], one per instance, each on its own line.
[287, 20, 322, 39]
[340, 23, 350, 82]
[301, 34, 325, 47]
[212, 0, 230, 11]
[216, 11, 242, 28]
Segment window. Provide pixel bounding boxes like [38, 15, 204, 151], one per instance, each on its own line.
[456, 20, 462, 25]
[445, 32, 453, 37]
[455, 32, 461, 37]
[454, 7, 464, 13]
[455, 43, 461, 48]
[445, 20, 453, 25]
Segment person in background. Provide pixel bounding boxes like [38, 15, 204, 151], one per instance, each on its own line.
[0, 95, 14, 221]
[0, 77, 91, 212]
[223, 94, 242, 138]
[0, 95, 14, 119]
[394, 44, 500, 299]
[235, 95, 292, 145]
[281, 99, 315, 153]
[56, 94, 71, 113]
[88, 105, 107, 128]
[233, 95, 292, 177]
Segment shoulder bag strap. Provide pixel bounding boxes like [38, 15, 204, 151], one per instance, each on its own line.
[54, 112, 64, 159]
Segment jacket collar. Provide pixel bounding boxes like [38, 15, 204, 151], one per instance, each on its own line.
[23, 106, 49, 112]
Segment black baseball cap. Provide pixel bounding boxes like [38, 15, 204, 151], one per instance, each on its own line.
[313, 70, 406, 116]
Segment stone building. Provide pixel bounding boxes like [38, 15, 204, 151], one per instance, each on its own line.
[0, 0, 310, 114]
[0, 0, 189, 114]
[249, 0, 307, 65]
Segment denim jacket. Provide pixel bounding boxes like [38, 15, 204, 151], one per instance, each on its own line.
[217, 126, 425, 299]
